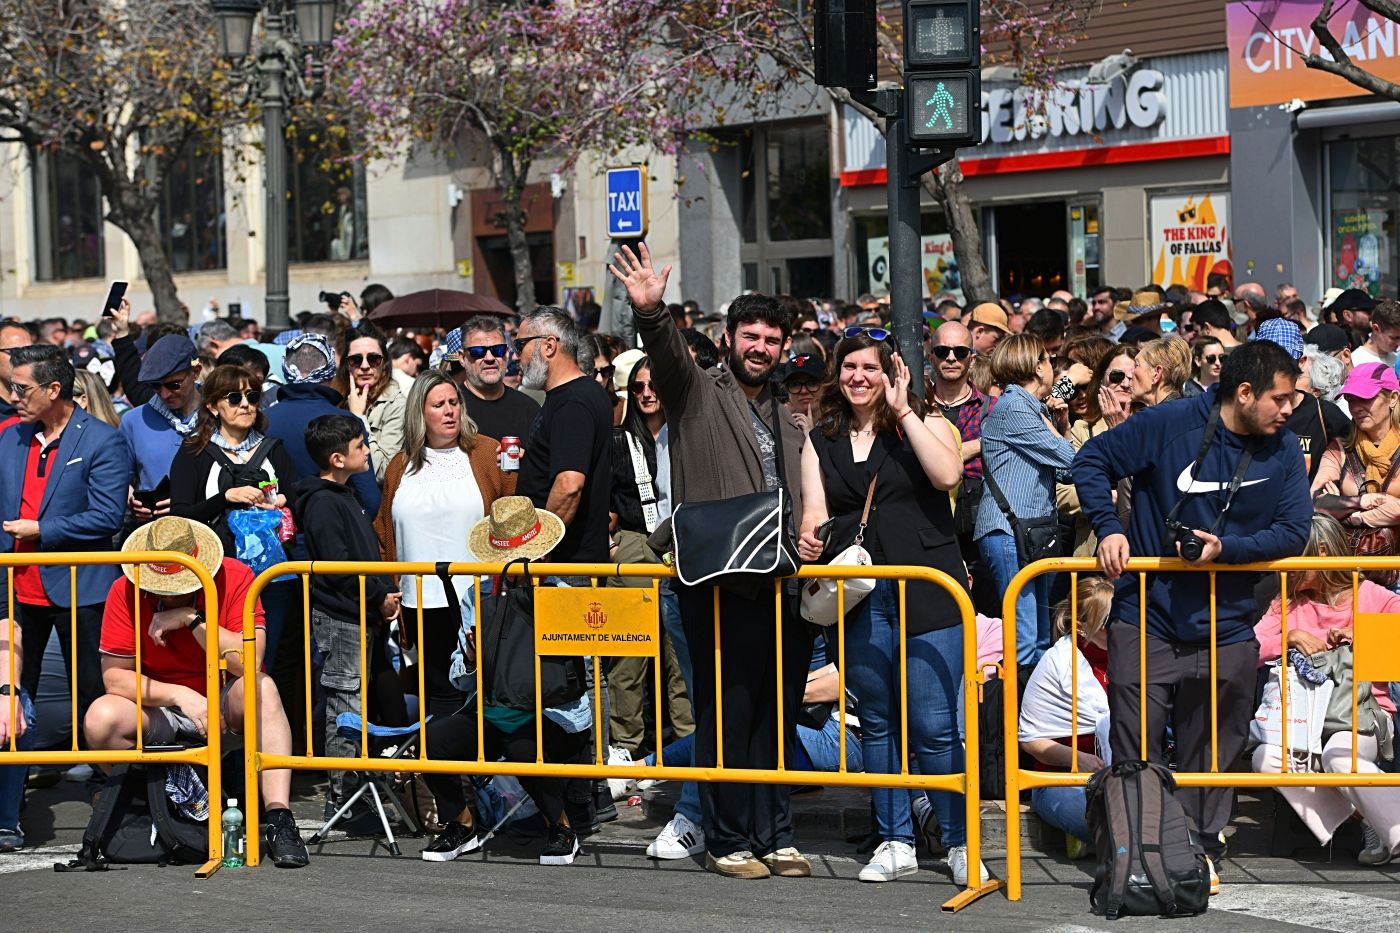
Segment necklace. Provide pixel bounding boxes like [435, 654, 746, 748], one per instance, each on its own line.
[933, 383, 972, 408]
[850, 426, 876, 437]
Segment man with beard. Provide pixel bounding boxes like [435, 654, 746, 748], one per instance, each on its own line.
[455, 316, 540, 443]
[609, 244, 813, 882]
[515, 307, 613, 564]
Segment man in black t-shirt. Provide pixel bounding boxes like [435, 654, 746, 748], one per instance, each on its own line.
[514, 308, 612, 564]
[455, 316, 541, 443]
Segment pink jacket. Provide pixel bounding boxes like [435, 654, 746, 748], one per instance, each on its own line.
[1254, 580, 1397, 714]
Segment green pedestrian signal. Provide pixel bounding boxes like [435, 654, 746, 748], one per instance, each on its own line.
[906, 73, 977, 145]
[924, 81, 956, 130]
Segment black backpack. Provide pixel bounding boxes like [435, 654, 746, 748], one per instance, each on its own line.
[479, 561, 586, 712]
[58, 763, 209, 870]
[1086, 760, 1210, 920]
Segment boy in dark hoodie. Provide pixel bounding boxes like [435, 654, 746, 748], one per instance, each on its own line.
[295, 414, 402, 833]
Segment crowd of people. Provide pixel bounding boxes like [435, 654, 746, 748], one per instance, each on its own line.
[0, 264, 1395, 889]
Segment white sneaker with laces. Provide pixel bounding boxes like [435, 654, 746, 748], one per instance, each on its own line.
[946, 845, 986, 886]
[1359, 822, 1394, 866]
[606, 746, 635, 800]
[859, 840, 918, 882]
[647, 812, 706, 859]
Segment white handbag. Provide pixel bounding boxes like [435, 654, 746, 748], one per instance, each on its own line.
[1249, 660, 1332, 763]
[800, 475, 878, 626]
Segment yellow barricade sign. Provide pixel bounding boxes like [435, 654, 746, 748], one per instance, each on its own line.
[1354, 613, 1400, 682]
[533, 586, 660, 656]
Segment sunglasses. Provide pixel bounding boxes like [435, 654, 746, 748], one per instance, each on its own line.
[844, 325, 891, 342]
[219, 389, 262, 407]
[1107, 369, 1130, 385]
[1200, 353, 1224, 364]
[156, 375, 188, 392]
[513, 334, 554, 353]
[347, 352, 384, 368]
[465, 343, 509, 361]
[787, 380, 820, 393]
[631, 380, 655, 394]
[595, 364, 617, 382]
[930, 345, 973, 361]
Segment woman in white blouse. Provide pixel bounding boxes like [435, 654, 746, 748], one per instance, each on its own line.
[374, 370, 514, 715]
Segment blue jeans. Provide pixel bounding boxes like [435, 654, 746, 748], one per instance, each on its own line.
[659, 584, 702, 824]
[1032, 785, 1090, 841]
[978, 529, 1053, 666]
[258, 578, 299, 673]
[846, 580, 965, 847]
[0, 690, 36, 836]
[649, 721, 862, 775]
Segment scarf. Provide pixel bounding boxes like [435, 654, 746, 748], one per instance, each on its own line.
[148, 393, 198, 435]
[210, 429, 264, 454]
[1353, 428, 1400, 490]
[282, 332, 338, 384]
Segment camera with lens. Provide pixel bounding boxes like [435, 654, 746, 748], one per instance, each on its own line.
[1164, 518, 1204, 561]
[319, 290, 349, 311]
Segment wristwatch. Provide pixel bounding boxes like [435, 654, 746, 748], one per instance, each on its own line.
[186, 611, 205, 630]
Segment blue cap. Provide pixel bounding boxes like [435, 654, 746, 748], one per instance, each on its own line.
[1255, 317, 1304, 360]
[273, 329, 301, 346]
[444, 326, 463, 360]
[137, 334, 197, 383]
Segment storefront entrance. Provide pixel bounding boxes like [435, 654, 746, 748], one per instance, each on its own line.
[993, 201, 1068, 297]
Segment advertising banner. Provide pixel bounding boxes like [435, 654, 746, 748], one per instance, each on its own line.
[1150, 193, 1232, 292]
[1227, 1, 1400, 108]
[1332, 208, 1389, 297]
[867, 234, 963, 303]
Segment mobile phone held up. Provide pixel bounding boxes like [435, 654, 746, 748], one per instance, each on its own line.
[102, 281, 128, 318]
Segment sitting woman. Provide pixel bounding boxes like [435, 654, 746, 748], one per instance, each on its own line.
[1018, 576, 1113, 858]
[1251, 512, 1399, 866]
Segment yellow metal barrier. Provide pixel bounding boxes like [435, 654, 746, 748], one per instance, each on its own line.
[0, 551, 223, 877]
[1001, 556, 1400, 901]
[239, 560, 1001, 909]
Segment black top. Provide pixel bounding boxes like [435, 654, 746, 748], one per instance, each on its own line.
[465, 386, 541, 446]
[518, 376, 613, 563]
[1284, 393, 1351, 482]
[810, 426, 967, 635]
[293, 476, 396, 624]
[168, 437, 300, 554]
[610, 426, 659, 534]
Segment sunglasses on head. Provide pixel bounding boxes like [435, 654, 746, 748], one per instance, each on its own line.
[466, 343, 508, 360]
[844, 324, 892, 342]
[219, 389, 262, 407]
[930, 345, 973, 361]
[347, 352, 384, 368]
[1107, 369, 1130, 385]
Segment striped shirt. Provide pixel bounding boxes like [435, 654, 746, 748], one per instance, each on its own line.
[975, 384, 1076, 540]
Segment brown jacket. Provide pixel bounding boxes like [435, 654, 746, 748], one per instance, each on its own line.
[633, 300, 805, 542]
[373, 434, 516, 562]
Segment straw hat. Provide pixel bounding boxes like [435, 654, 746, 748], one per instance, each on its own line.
[467, 496, 565, 562]
[121, 516, 225, 597]
[1113, 290, 1172, 322]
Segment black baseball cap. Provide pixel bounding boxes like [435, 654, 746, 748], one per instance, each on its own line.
[782, 354, 826, 384]
[1306, 323, 1350, 354]
[1326, 288, 1378, 314]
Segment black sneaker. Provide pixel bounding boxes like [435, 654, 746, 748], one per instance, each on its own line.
[539, 823, 579, 866]
[594, 782, 618, 823]
[264, 808, 310, 868]
[323, 795, 387, 837]
[421, 821, 485, 862]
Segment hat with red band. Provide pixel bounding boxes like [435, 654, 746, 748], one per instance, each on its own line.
[467, 496, 565, 562]
[120, 515, 225, 597]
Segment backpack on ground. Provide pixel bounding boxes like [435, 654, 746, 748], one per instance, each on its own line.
[1085, 760, 1210, 920]
[59, 763, 209, 870]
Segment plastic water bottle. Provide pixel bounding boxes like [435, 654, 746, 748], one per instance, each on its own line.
[222, 798, 245, 868]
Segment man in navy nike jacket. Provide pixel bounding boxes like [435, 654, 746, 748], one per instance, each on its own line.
[1072, 340, 1311, 871]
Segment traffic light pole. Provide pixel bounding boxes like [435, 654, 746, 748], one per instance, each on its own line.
[862, 88, 955, 379]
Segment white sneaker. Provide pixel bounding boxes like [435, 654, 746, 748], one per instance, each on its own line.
[858, 840, 918, 882]
[63, 764, 93, 783]
[946, 845, 986, 886]
[606, 746, 635, 800]
[647, 812, 705, 859]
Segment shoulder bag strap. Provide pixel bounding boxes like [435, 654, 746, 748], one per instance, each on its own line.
[1345, 444, 1373, 492]
[981, 460, 1015, 520]
[852, 474, 877, 547]
[624, 432, 660, 533]
[769, 393, 788, 491]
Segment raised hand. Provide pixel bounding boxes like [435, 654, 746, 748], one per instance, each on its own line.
[883, 353, 912, 412]
[607, 242, 671, 313]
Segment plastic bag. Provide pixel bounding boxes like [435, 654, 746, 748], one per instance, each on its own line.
[472, 774, 538, 831]
[227, 508, 290, 579]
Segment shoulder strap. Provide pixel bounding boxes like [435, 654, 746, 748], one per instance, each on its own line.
[769, 394, 788, 490]
[852, 474, 878, 546]
[624, 433, 660, 533]
[1135, 770, 1178, 915]
[981, 461, 1015, 520]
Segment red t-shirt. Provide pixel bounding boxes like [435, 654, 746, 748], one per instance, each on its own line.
[14, 432, 60, 607]
[99, 558, 265, 695]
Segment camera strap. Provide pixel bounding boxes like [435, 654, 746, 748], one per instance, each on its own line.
[1165, 402, 1256, 536]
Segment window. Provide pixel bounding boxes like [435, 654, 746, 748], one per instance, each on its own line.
[1328, 136, 1400, 299]
[287, 125, 369, 264]
[159, 138, 227, 272]
[765, 122, 832, 242]
[32, 150, 104, 281]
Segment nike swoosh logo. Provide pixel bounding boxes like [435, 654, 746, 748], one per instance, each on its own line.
[1176, 461, 1268, 495]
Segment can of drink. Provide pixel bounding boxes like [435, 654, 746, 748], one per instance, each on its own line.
[498, 436, 522, 472]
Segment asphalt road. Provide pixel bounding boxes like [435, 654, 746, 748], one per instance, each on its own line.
[4, 778, 1400, 932]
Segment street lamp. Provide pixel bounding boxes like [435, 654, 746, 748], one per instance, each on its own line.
[209, 0, 341, 330]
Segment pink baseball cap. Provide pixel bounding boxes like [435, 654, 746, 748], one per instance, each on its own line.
[1340, 362, 1400, 399]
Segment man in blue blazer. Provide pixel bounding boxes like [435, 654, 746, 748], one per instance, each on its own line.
[0, 345, 133, 749]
